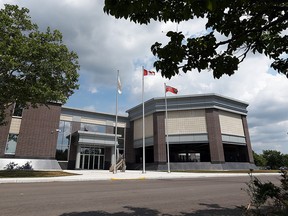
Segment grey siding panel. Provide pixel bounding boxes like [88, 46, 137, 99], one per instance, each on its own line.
[168, 134, 208, 144]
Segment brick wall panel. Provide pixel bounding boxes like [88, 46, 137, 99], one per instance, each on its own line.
[125, 122, 135, 163]
[242, 116, 254, 163]
[206, 109, 225, 163]
[153, 112, 166, 163]
[16, 104, 61, 159]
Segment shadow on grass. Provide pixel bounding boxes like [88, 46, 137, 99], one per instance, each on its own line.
[59, 204, 242, 216]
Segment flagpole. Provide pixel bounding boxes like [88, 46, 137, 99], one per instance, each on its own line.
[142, 66, 146, 173]
[114, 70, 119, 174]
[164, 83, 171, 173]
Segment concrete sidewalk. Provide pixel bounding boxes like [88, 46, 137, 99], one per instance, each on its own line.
[0, 170, 280, 184]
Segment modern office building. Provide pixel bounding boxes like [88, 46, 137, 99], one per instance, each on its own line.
[126, 94, 255, 170]
[0, 94, 255, 170]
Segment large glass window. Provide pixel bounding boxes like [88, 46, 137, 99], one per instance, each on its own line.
[80, 123, 106, 133]
[114, 127, 125, 149]
[56, 121, 71, 161]
[115, 127, 125, 137]
[79, 146, 105, 170]
[5, 134, 18, 155]
[12, 104, 23, 117]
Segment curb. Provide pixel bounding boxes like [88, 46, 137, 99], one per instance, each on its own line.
[111, 177, 146, 181]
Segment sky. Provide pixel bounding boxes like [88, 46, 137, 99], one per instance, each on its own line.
[2, 0, 288, 154]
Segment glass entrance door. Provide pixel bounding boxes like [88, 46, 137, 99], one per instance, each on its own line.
[92, 155, 104, 169]
[80, 146, 105, 170]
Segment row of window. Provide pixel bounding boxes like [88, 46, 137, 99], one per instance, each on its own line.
[56, 121, 126, 161]
[4, 119, 125, 159]
[3, 104, 22, 154]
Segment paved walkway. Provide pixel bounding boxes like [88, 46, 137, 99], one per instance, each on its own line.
[0, 170, 279, 184]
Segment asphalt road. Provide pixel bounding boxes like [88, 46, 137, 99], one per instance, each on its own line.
[0, 175, 280, 216]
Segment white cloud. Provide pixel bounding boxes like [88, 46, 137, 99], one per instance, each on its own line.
[88, 87, 98, 94]
[3, 0, 288, 153]
[82, 105, 97, 112]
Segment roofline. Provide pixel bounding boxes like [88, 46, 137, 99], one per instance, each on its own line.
[126, 93, 248, 113]
[62, 106, 128, 118]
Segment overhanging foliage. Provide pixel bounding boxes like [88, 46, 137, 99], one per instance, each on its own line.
[104, 0, 288, 79]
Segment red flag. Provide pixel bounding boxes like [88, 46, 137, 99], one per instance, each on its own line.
[143, 69, 156, 76]
[166, 85, 178, 94]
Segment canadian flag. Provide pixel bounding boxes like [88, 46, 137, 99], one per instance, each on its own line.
[143, 69, 156, 76]
[166, 85, 178, 94]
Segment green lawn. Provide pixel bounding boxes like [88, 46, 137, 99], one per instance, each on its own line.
[0, 170, 78, 178]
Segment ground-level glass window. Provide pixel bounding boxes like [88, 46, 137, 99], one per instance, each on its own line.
[5, 134, 18, 155]
[80, 146, 105, 170]
[12, 104, 23, 117]
[56, 121, 71, 161]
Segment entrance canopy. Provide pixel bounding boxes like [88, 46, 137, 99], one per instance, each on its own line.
[75, 131, 121, 146]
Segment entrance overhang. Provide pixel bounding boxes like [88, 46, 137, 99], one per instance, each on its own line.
[76, 131, 121, 147]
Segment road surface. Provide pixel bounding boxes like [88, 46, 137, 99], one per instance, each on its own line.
[0, 175, 279, 216]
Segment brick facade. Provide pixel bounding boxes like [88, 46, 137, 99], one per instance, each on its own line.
[153, 112, 167, 163]
[125, 121, 135, 164]
[15, 103, 61, 159]
[1, 94, 255, 170]
[242, 115, 254, 163]
[205, 108, 225, 163]
[67, 121, 81, 169]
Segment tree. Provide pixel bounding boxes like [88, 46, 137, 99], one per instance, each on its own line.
[0, 4, 79, 124]
[262, 150, 284, 170]
[252, 151, 266, 167]
[104, 0, 288, 79]
[283, 154, 288, 167]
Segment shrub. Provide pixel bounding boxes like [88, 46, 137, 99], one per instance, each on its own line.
[4, 161, 33, 171]
[18, 161, 33, 170]
[4, 162, 19, 170]
[242, 170, 288, 215]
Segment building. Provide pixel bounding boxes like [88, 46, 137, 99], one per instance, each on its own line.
[0, 94, 255, 170]
[58, 107, 128, 170]
[126, 94, 255, 170]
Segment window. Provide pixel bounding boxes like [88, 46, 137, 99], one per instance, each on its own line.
[5, 134, 18, 155]
[115, 127, 125, 149]
[80, 123, 106, 133]
[56, 121, 71, 161]
[13, 104, 23, 117]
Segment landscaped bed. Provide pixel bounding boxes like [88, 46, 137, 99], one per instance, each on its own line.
[0, 170, 78, 178]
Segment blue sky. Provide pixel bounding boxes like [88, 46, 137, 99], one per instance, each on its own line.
[2, 0, 288, 153]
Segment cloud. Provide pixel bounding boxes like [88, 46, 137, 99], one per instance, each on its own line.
[88, 87, 98, 94]
[82, 105, 97, 112]
[2, 0, 288, 153]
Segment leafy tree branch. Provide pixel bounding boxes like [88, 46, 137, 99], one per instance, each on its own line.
[0, 4, 80, 124]
[104, 0, 288, 79]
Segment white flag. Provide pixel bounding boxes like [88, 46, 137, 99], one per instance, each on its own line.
[117, 75, 122, 94]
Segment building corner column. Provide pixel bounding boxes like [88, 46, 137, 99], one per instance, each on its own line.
[125, 122, 135, 164]
[205, 109, 225, 163]
[153, 112, 167, 163]
[75, 145, 81, 169]
[242, 115, 254, 163]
